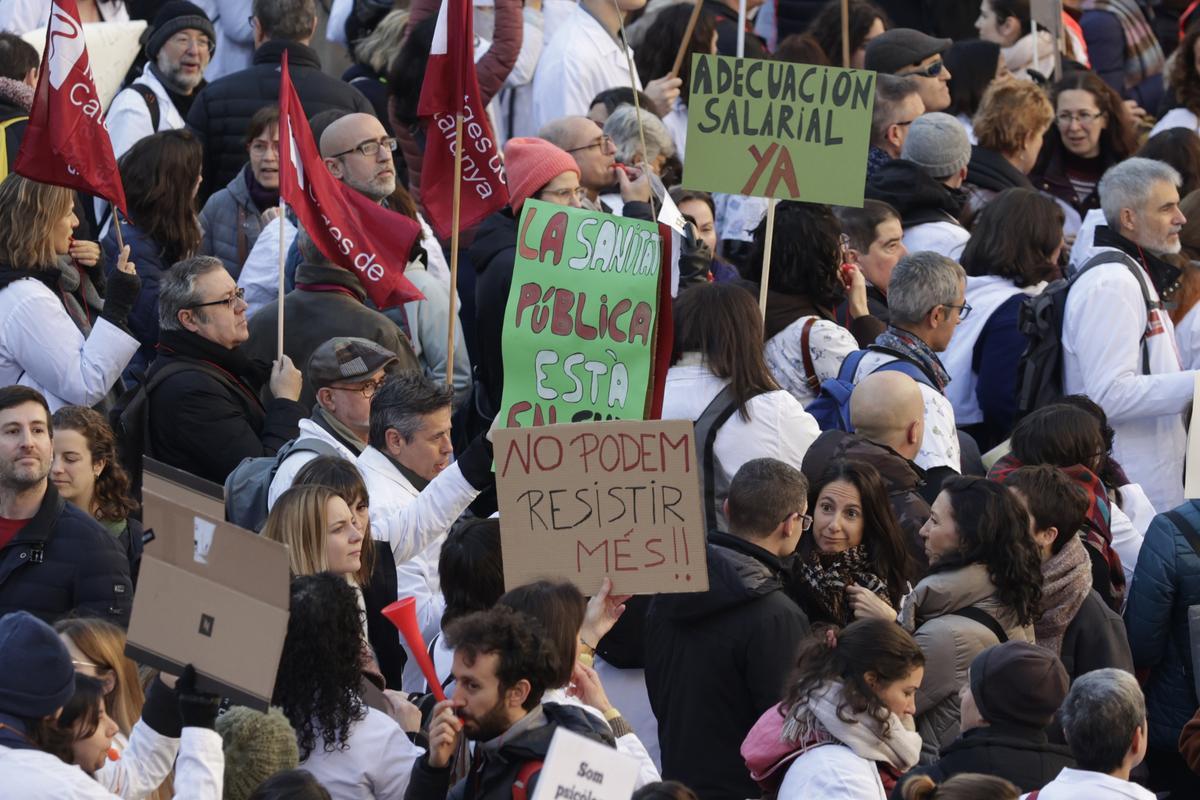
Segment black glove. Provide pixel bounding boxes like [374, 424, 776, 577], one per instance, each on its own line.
[677, 224, 713, 291]
[176, 664, 220, 730]
[100, 267, 140, 329]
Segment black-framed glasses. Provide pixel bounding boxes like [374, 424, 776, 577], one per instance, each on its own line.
[785, 511, 813, 531]
[330, 137, 398, 159]
[1055, 110, 1105, 127]
[187, 287, 245, 310]
[567, 135, 615, 155]
[940, 301, 972, 320]
[900, 59, 945, 79]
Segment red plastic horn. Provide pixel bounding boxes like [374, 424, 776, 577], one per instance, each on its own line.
[382, 597, 447, 702]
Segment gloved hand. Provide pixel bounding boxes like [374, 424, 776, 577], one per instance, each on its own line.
[100, 244, 141, 329]
[176, 664, 220, 730]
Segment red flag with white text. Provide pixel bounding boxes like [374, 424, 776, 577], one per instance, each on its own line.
[14, 0, 127, 213]
[417, 0, 508, 238]
[278, 53, 424, 309]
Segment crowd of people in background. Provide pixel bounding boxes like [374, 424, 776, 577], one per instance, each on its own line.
[5, 0, 1200, 798]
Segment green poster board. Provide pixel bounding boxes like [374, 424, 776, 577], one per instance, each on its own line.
[683, 54, 876, 206]
[497, 200, 663, 428]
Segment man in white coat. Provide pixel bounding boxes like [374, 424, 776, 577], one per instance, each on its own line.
[357, 371, 495, 692]
[1063, 157, 1192, 513]
[267, 336, 397, 508]
[106, 2, 215, 159]
[1029, 669, 1155, 799]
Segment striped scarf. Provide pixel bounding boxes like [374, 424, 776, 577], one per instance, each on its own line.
[1081, 0, 1165, 89]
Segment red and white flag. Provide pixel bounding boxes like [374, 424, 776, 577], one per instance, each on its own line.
[417, 0, 508, 238]
[278, 53, 424, 309]
[14, 0, 126, 213]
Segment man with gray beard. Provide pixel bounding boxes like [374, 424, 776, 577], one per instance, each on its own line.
[107, 1, 216, 159]
[0, 386, 132, 624]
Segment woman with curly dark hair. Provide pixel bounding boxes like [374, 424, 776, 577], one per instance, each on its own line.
[749, 202, 884, 405]
[901, 476, 1042, 762]
[741, 619, 924, 799]
[790, 460, 915, 625]
[1029, 71, 1138, 230]
[1151, 26, 1200, 136]
[272, 572, 422, 796]
[805, 0, 886, 68]
[50, 405, 144, 585]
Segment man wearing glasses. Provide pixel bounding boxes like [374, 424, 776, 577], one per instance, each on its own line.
[107, 1, 216, 159]
[864, 28, 953, 113]
[646, 457, 811, 800]
[146, 256, 306, 485]
[267, 337, 399, 507]
[538, 116, 620, 212]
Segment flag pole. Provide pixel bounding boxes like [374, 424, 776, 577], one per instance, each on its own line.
[840, 0, 850, 66]
[758, 198, 776, 319]
[445, 112, 464, 387]
[277, 196, 286, 362]
[613, 0, 657, 218]
[113, 210, 125, 252]
[670, 0, 704, 78]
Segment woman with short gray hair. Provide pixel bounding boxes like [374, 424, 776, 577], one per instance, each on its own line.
[604, 105, 675, 176]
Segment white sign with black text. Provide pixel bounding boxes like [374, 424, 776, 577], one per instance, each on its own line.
[530, 727, 639, 800]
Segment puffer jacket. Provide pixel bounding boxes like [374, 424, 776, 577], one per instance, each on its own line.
[646, 532, 811, 800]
[899, 563, 1036, 763]
[0, 483, 132, 626]
[188, 40, 373, 202]
[1124, 500, 1200, 750]
[198, 165, 266, 280]
[801, 431, 931, 576]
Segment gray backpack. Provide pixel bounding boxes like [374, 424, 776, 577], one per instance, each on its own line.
[223, 437, 341, 531]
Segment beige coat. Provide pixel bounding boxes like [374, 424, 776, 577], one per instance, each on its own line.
[899, 563, 1035, 763]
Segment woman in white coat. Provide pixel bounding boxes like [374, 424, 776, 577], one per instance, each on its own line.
[741, 618, 925, 800]
[0, 176, 141, 410]
[661, 282, 820, 532]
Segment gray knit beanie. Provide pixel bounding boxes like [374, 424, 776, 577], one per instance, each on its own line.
[215, 706, 300, 800]
[900, 112, 972, 179]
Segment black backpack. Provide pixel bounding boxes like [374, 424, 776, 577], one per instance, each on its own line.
[1015, 251, 1155, 417]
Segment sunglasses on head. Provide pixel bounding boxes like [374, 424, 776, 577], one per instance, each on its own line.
[900, 59, 944, 79]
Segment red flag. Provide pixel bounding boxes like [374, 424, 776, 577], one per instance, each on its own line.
[278, 53, 424, 309]
[417, 0, 508, 239]
[13, 0, 126, 213]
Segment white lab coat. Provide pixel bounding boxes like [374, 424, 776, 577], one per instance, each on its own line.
[777, 743, 887, 800]
[1150, 107, 1200, 137]
[266, 417, 359, 509]
[95, 722, 180, 799]
[530, 4, 642, 132]
[192, 0, 255, 81]
[106, 65, 188, 160]
[237, 214, 297, 319]
[0, 277, 138, 410]
[1062, 252, 1193, 512]
[0, 728, 223, 800]
[300, 707, 424, 800]
[358, 445, 480, 692]
[901, 221, 969, 262]
[1022, 767, 1157, 799]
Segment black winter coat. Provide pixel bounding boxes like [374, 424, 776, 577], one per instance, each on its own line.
[1059, 588, 1133, 681]
[866, 159, 966, 229]
[467, 208, 518, 421]
[893, 724, 1075, 797]
[146, 330, 306, 485]
[404, 703, 616, 800]
[646, 532, 811, 800]
[0, 483, 132, 626]
[187, 40, 374, 201]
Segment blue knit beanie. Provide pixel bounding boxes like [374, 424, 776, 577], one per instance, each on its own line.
[0, 611, 76, 719]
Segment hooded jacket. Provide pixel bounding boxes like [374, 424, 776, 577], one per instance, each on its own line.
[866, 160, 970, 259]
[961, 146, 1033, 227]
[646, 532, 811, 800]
[403, 703, 616, 800]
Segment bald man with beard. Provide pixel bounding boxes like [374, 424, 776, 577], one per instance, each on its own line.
[800, 370, 934, 576]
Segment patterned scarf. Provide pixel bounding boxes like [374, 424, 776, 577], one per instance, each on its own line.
[1036, 535, 1094, 655]
[797, 545, 891, 625]
[1081, 0, 1165, 89]
[873, 326, 951, 392]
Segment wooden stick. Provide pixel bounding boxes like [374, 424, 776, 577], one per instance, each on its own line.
[613, 0, 657, 218]
[113, 211, 126, 252]
[445, 111, 464, 387]
[276, 196, 286, 362]
[670, 0, 704, 78]
[758, 198, 776, 319]
[840, 0, 850, 67]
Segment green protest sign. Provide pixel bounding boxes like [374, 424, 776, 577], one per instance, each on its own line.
[497, 200, 663, 429]
[683, 54, 876, 206]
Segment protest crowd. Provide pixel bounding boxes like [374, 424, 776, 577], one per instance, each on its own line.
[13, 0, 1200, 798]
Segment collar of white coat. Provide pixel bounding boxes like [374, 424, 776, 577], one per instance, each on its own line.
[570, 3, 629, 56]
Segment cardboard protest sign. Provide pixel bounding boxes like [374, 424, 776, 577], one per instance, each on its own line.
[126, 468, 289, 711]
[531, 728, 640, 800]
[1031, 0, 1063, 34]
[494, 419, 708, 595]
[497, 200, 665, 428]
[22, 21, 146, 110]
[683, 55, 875, 206]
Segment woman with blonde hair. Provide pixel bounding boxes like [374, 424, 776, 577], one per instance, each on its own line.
[261, 485, 364, 584]
[51, 406, 145, 584]
[962, 75, 1055, 226]
[0, 174, 141, 409]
